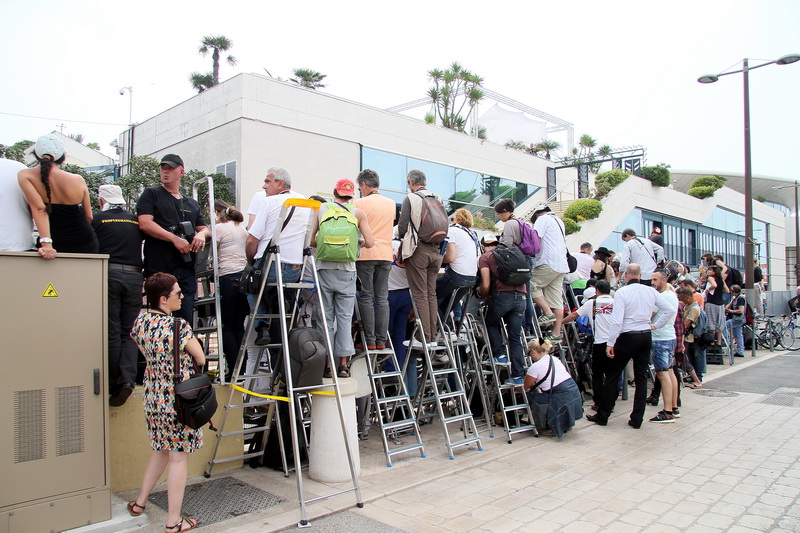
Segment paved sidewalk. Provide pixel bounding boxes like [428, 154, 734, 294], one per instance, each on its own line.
[112, 350, 800, 532]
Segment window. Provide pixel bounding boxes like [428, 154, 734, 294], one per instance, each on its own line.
[215, 161, 237, 200]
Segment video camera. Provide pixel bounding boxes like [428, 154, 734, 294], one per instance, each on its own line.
[170, 221, 196, 264]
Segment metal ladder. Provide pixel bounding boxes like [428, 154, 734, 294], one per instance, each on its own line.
[475, 303, 538, 442]
[205, 197, 363, 526]
[409, 298, 483, 460]
[190, 176, 226, 381]
[353, 305, 426, 467]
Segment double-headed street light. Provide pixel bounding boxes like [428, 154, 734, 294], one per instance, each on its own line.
[698, 54, 800, 321]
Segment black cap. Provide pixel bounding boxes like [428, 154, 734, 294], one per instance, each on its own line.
[160, 154, 184, 168]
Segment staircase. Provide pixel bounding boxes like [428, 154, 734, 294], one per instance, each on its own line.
[518, 199, 576, 222]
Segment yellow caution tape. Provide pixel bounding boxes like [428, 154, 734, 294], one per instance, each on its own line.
[228, 383, 337, 401]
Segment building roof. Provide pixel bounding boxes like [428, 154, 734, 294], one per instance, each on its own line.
[671, 170, 799, 210]
[23, 131, 114, 169]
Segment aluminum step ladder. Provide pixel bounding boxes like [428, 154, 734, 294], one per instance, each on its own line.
[205, 197, 363, 526]
[353, 305, 426, 467]
[408, 298, 483, 460]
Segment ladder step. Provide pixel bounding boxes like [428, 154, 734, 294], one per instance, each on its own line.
[194, 326, 218, 334]
[253, 313, 293, 319]
[502, 404, 531, 413]
[449, 435, 481, 448]
[227, 399, 273, 409]
[382, 418, 419, 430]
[371, 370, 403, 379]
[507, 424, 536, 435]
[195, 296, 217, 305]
[210, 450, 266, 465]
[234, 372, 274, 379]
[442, 413, 472, 424]
[431, 368, 459, 376]
[376, 394, 411, 405]
[219, 427, 270, 437]
[387, 442, 425, 456]
[438, 391, 464, 401]
[265, 281, 315, 289]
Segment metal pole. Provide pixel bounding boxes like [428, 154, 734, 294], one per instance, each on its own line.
[742, 59, 757, 358]
[795, 180, 799, 287]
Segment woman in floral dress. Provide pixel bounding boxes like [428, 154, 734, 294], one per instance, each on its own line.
[127, 272, 206, 533]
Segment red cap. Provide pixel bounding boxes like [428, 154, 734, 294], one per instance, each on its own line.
[334, 178, 356, 198]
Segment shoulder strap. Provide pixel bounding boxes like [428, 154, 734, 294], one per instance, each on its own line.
[634, 237, 657, 264]
[172, 317, 181, 385]
[533, 355, 555, 389]
[453, 224, 481, 256]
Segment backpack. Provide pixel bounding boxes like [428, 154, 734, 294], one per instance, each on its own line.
[727, 266, 744, 288]
[492, 245, 532, 285]
[316, 202, 359, 262]
[515, 218, 541, 256]
[744, 301, 755, 324]
[412, 191, 449, 244]
[693, 306, 715, 346]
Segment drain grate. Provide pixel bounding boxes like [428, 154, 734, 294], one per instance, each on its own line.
[149, 476, 286, 526]
[758, 387, 800, 408]
[693, 389, 739, 397]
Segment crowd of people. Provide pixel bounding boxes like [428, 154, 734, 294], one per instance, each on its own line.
[0, 134, 776, 531]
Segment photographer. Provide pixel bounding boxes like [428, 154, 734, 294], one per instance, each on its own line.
[137, 154, 209, 322]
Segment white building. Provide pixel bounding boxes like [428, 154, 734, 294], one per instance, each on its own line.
[118, 73, 787, 290]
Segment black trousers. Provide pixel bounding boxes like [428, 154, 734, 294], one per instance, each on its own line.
[597, 330, 652, 426]
[591, 342, 610, 402]
[108, 268, 144, 388]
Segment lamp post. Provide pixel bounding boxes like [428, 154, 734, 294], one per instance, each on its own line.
[698, 54, 800, 350]
[119, 86, 133, 126]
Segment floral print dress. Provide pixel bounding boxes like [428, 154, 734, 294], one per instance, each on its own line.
[131, 311, 202, 452]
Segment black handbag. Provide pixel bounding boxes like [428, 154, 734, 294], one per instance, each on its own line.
[173, 319, 217, 430]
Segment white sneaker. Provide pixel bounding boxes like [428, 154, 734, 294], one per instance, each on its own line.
[403, 339, 426, 350]
[427, 342, 438, 349]
[434, 352, 450, 363]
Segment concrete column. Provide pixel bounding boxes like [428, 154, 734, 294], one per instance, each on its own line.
[308, 377, 360, 482]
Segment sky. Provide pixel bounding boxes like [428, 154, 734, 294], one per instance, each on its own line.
[2, 0, 799, 181]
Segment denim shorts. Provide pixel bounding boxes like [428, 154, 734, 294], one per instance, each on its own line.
[651, 339, 676, 371]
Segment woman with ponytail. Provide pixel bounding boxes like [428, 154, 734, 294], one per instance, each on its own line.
[18, 134, 99, 259]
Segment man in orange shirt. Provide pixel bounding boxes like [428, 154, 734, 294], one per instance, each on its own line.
[354, 169, 397, 350]
[679, 278, 704, 309]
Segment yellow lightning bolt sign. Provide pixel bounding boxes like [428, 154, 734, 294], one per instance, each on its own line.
[42, 284, 59, 298]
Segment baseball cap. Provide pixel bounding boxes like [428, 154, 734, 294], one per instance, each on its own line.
[34, 134, 65, 161]
[334, 178, 356, 198]
[160, 154, 184, 168]
[98, 184, 125, 204]
[532, 203, 551, 214]
[480, 234, 498, 246]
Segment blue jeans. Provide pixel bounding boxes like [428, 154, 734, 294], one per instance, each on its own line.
[524, 256, 534, 332]
[436, 268, 475, 323]
[317, 269, 358, 358]
[726, 319, 745, 356]
[356, 260, 391, 345]
[247, 260, 303, 329]
[486, 291, 526, 378]
[387, 289, 415, 395]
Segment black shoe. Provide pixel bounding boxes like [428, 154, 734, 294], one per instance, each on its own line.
[586, 414, 607, 426]
[646, 396, 659, 406]
[255, 325, 271, 346]
[628, 419, 641, 429]
[109, 383, 134, 407]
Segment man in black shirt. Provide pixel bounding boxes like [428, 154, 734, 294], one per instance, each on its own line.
[92, 184, 144, 406]
[136, 154, 209, 321]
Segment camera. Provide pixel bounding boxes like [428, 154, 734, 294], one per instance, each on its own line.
[170, 221, 196, 263]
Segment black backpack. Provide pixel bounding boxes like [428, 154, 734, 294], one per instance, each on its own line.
[727, 267, 744, 288]
[492, 245, 532, 285]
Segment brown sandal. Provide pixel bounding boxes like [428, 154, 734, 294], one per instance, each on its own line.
[165, 517, 198, 532]
[127, 501, 146, 516]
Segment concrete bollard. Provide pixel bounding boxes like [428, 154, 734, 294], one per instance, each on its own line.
[308, 377, 361, 482]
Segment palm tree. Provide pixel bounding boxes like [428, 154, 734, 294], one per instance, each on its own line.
[189, 72, 214, 93]
[534, 139, 561, 160]
[578, 134, 597, 159]
[198, 35, 237, 86]
[289, 69, 327, 89]
[505, 140, 528, 152]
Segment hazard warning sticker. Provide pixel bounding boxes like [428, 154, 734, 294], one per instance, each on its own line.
[42, 284, 59, 297]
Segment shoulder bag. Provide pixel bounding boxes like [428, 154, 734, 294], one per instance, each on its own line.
[173, 318, 218, 430]
[528, 355, 556, 429]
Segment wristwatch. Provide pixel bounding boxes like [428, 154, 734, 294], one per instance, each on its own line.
[39, 237, 53, 244]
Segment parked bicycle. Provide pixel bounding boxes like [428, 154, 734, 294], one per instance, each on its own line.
[780, 312, 800, 351]
[745, 315, 793, 352]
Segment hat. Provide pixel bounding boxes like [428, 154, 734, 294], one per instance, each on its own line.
[334, 178, 356, 198]
[34, 134, 65, 161]
[595, 246, 612, 258]
[98, 184, 125, 204]
[532, 203, 551, 214]
[480, 234, 498, 246]
[160, 154, 184, 168]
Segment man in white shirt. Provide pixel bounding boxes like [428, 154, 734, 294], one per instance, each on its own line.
[0, 158, 33, 251]
[586, 264, 673, 428]
[649, 270, 679, 423]
[530, 204, 569, 341]
[246, 189, 267, 230]
[618, 228, 661, 286]
[245, 167, 310, 345]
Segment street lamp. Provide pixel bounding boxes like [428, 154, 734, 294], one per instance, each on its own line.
[698, 53, 800, 332]
[119, 86, 133, 126]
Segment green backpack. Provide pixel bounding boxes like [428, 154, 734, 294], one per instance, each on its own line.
[316, 202, 359, 262]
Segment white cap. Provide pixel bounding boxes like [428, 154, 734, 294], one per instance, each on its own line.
[98, 184, 125, 204]
[34, 134, 65, 161]
[532, 203, 551, 214]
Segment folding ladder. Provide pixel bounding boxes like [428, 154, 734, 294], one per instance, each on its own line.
[205, 198, 363, 526]
[353, 305, 426, 467]
[408, 298, 483, 460]
[190, 176, 226, 380]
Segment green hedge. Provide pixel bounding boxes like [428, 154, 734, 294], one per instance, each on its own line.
[594, 169, 631, 199]
[563, 198, 603, 222]
[692, 175, 726, 189]
[641, 165, 671, 187]
[563, 217, 580, 235]
[687, 186, 718, 199]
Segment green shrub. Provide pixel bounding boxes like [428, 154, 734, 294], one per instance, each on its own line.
[641, 165, 671, 187]
[692, 175, 726, 189]
[563, 199, 603, 222]
[687, 186, 717, 199]
[594, 169, 630, 199]
[563, 217, 580, 235]
[472, 216, 498, 232]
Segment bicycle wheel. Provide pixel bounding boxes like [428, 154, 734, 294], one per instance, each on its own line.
[779, 325, 796, 350]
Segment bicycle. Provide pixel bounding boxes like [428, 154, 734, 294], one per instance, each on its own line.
[779, 312, 800, 351]
[745, 315, 790, 352]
